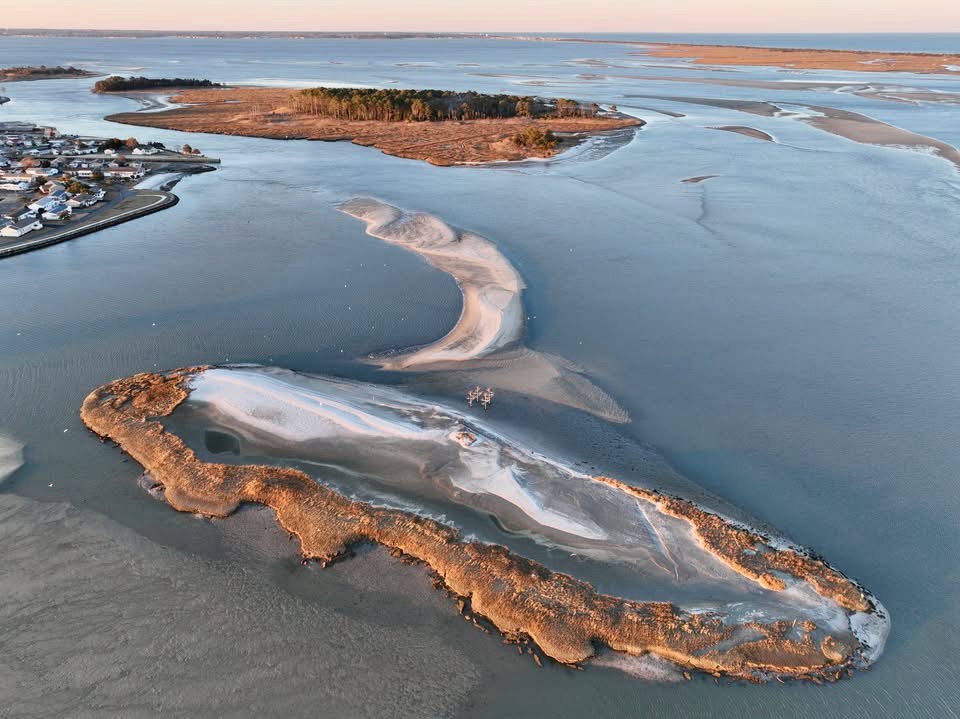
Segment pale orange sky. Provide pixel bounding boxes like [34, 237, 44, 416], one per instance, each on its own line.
[3, 0, 959, 33]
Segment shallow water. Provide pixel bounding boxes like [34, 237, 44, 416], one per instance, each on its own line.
[2, 35, 959, 717]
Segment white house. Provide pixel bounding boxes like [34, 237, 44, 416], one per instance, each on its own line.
[0, 218, 43, 238]
[67, 193, 98, 208]
[0, 182, 32, 192]
[41, 203, 71, 220]
[132, 146, 160, 155]
[28, 196, 62, 213]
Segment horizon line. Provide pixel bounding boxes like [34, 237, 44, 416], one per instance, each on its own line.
[3, 27, 960, 35]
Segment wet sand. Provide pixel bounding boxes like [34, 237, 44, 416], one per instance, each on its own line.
[711, 126, 775, 142]
[339, 198, 629, 423]
[632, 94, 960, 169]
[339, 198, 525, 369]
[80, 366, 889, 679]
[103, 87, 644, 166]
[796, 104, 960, 169]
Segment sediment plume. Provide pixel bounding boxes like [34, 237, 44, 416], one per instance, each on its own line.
[0, 434, 24, 485]
[80, 366, 889, 680]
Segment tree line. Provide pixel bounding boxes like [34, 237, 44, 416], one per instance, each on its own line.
[291, 87, 600, 122]
[92, 76, 222, 93]
[2, 65, 88, 77]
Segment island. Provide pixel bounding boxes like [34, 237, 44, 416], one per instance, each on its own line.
[1, 65, 96, 82]
[0, 121, 217, 258]
[622, 41, 960, 75]
[81, 365, 889, 682]
[103, 86, 644, 165]
[92, 76, 223, 93]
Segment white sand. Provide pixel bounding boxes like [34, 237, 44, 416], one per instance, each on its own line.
[339, 198, 525, 369]
[339, 198, 630, 423]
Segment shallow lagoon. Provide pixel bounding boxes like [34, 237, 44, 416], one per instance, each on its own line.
[1, 35, 959, 717]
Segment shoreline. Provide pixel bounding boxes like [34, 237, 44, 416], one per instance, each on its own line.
[0, 190, 178, 259]
[80, 365, 889, 681]
[102, 86, 644, 166]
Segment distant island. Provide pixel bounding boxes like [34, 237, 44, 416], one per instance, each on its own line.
[105, 86, 643, 165]
[634, 42, 960, 75]
[93, 76, 223, 93]
[1, 65, 96, 82]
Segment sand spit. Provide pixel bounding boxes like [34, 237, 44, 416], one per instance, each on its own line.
[104, 87, 643, 166]
[631, 95, 960, 169]
[620, 74, 960, 104]
[340, 198, 629, 423]
[711, 126, 775, 142]
[339, 198, 524, 368]
[627, 95, 784, 117]
[793, 104, 960, 169]
[81, 367, 889, 680]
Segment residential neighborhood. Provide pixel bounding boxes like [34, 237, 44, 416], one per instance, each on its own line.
[0, 121, 216, 247]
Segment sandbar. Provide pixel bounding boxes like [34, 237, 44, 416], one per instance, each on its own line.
[339, 198, 629, 423]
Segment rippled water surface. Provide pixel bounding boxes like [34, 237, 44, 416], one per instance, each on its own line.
[1, 34, 959, 717]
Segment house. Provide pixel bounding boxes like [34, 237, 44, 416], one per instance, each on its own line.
[0, 217, 43, 238]
[28, 196, 62, 213]
[132, 146, 160, 155]
[0, 182, 32, 192]
[41, 203, 71, 220]
[66, 193, 98, 208]
[103, 165, 145, 179]
[2, 207, 37, 222]
[25, 167, 59, 177]
[41, 181, 66, 195]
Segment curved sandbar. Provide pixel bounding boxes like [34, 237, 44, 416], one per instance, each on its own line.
[340, 198, 524, 368]
[711, 126, 775, 142]
[340, 198, 628, 423]
[80, 366, 888, 679]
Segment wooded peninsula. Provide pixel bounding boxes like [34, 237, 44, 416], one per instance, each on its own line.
[93, 76, 223, 93]
[2, 65, 95, 81]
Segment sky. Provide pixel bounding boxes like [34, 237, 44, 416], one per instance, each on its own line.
[2, 0, 959, 33]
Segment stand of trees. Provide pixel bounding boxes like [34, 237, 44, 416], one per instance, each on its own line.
[2, 65, 89, 78]
[511, 127, 558, 151]
[93, 76, 222, 93]
[292, 88, 599, 122]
